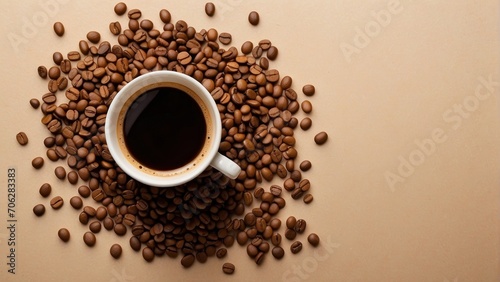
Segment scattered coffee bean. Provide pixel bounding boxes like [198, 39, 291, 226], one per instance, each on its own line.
[302, 84, 316, 96]
[301, 100, 312, 113]
[254, 252, 265, 265]
[272, 246, 284, 259]
[267, 46, 278, 60]
[86, 31, 101, 43]
[222, 262, 235, 274]
[285, 228, 297, 240]
[39, 183, 52, 197]
[205, 2, 215, 16]
[181, 254, 195, 268]
[307, 233, 320, 246]
[33, 204, 45, 216]
[303, 194, 313, 204]
[30, 98, 40, 109]
[294, 219, 306, 233]
[286, 216, 297, 229]
[83, 231, 96, 246]
[109, 21, 121, 35]
[290, 241, 302, 254]
[159, 9, 171, 23]
[114, 2, 127, 15]
[219, 32, 232, 45]
[67, 171, 78, 184]
[299, 160, 312, 171]
[50, 196, 64, 209]
[32, 157, 44, 169]
[37, 66, 48, 78]
[78, 185, 91, 198]
[89, 221, 102, 233]
[300, 117, 312, 130]
[241, 41, 253, 54]
[53, 22, 65, 36]
[216, 248, 227, 258]
[58, 228, 70, 242]
[314, 131, 328, 145]
[69, 196, 83, 209]
[110, 244, 122, 259]
[16, 132, 28, 145]
[248, 11, 260, 25]
[54, 166, 66, 180]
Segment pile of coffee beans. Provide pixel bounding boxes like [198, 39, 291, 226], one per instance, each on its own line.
[26, 1, 328, 272]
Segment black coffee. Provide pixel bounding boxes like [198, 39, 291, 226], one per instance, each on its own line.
[123, 87, 207, 170]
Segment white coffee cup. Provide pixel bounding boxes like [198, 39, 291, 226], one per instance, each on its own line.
[105, 71, 241, 187]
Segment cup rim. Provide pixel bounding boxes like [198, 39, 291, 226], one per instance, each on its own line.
[105, 70, 221, 187]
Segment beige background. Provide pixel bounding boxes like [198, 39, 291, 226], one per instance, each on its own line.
[0, 0, 499, 281]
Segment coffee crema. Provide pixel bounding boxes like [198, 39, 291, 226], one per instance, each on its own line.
[116, 82, 213, 175]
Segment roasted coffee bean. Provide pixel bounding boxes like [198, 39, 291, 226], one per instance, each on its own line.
[270, 185, 282, 196]
[58, 228, 70, 242]
[30, 98, 40, 109]
[271, 232, 282, 246]
[181, 254, 195, 268]
[285, 228, 296, 240]
[299, 160, 312, 171]
[307, 233, 320, 246]
[87, 31, 101, 43]
[32, 157, 44, 169]
[290, 241, 303, 254]
[48, 66, 61, 80]
[39, 183, 51, 197]
[79, 40, 89, 55]
[248, 11, 260, 25]
[83, 231, 96, 246]
[303, 194, 313, 204]
[300, 117, 312, 130]
[143, 247, 154, 262]
[33, 204, 45, 216]
[53, 22, 65, 36]
[159, 9, 171, 23]
[128, 8, 141, 19]
[247, 243, 259, 257]
[283, 178, 295, 191]
[78, 185, 91, 198]
[38, 66, 48, 78]
[103, 217, 114, 231]
[286, 216, 297, 229]
[302, 84, 316, 96]
[16, 132, 28, 145]
[314, 131, 328, 145]
[294, 219, 306, 233]
[216, 248, 227, 258]
[50, 196, 64, 209]
[114, 223, 127, 236]
[219, 32, 232, 45]
[299, 179, 310, 192]
[301, 100, 312, 113]
[110, 244, 122, 259]
[222, 262, 235, 274]
[67, 171, 79, 184]
[272, 246, 284, 259]
[109, 21, 121, 35]
[267, 46, 278, 60]
[54, 166, 66, 180]
[254, 252, 265, 265]
[89, 221, 102, 233]
[114, 2, 127, 15]
[205, 2, 215, 17]
[70, 196, 83, 209]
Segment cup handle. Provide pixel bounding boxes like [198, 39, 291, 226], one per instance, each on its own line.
[210, 153, 241, 179]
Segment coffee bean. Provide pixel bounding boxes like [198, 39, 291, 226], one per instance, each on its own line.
[286, 216, 297, 229]
[53, 22, 65, 36]
[314, 131, 328, 145]
[302, 84, 315, 96]
[303, 194, 313, 204]
[109, 244, 122, 259]
[30, 98, 40, 109]
[294, 219, 306, 233]
[58, 228, 70, 242]
[216, 248, 227, 258]
[247, 243, 259, 257]
[248, 11, 260, 25]
[142, 247, 154, 262]
[300, 117, 312, 131]
[219, 32, 232, 45]
[78, 185, 91, 198]
[301, 100, 312, 113]
[114, 2, 127, 15]
[159, 9, 171, 23]
[283, 178, 295, 191]
[86, 31, 101, 43]
[241, 41, 253, 54]
[299, 160, 312, 171]
[33, 204, 45, 216]
[54, 166, 66, 180]
[103, 217, 114, 231]
[181, 254, 195, 268]
[50, 196, 64, 209]
[290, 241, 303, 254]
[222, 262, 235, 274]
[16, 132, 28, 145]
[69, 196, 83, 209]
[114, 223, 127, 236]
[89, 221, 102, 233]
[38, 66, 48, 78]
[67, 171, 78, 184]
[267, 46, 278, 60]
[285, 228, 296, 240]
[83, 231, 96, 246]
[38, 183, 51, 198]
[205, 2, 215, 17]
[307, 233, 320, 246]
[271, 232, 282, 246]
[32, 157, 44, 169]
[254, 252, 265, 265]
